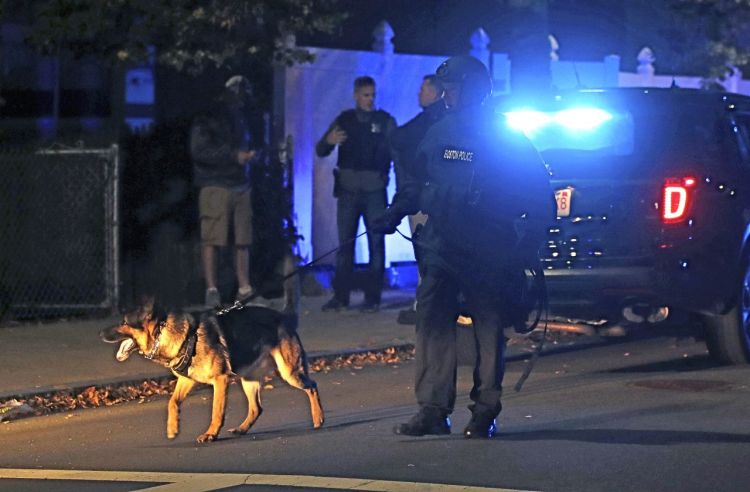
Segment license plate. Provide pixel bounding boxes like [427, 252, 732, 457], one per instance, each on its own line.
[555, 188, 572, 217]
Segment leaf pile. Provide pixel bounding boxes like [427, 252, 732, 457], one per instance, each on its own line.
[308, 345, 415, 373]
[1, 379, 177, 420]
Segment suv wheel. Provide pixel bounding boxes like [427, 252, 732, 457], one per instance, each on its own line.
[703, 264, 750, 364]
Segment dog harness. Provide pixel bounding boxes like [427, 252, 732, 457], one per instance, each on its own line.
[142, 320, 198, 377]
[170, 322, 199, 377]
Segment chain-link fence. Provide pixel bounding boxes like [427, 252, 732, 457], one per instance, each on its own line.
[0, 145, 119, 319]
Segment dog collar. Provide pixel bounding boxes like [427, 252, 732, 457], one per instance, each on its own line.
[144, 322, 165, 360]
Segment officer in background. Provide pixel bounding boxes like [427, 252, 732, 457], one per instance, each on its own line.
[316, 76, 397, 313]
[372, 56, 553, 438]
[390, 74, 446, 325]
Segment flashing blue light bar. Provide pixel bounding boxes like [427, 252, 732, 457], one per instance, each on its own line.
[504, 107, 613, 134]
[505, 110, 552, 134]
[554, 108, 612, 130]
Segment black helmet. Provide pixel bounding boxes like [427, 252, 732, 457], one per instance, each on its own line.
[435, 55, 492, 105]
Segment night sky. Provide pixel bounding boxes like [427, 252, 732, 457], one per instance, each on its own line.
[304, 0, 681, 73]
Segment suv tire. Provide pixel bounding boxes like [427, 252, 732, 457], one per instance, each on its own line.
[703, 264, 750, 364]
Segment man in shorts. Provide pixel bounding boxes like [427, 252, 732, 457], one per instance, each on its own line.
[190, 75, 257, 308]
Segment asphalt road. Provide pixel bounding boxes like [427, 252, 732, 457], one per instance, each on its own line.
[2, 330, 750, 492]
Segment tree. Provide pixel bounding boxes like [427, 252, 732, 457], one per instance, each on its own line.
[670, 0, 750, 77]
[1, 0, 345, 74]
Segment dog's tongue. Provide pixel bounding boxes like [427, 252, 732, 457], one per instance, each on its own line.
[116, 339, 136, 362]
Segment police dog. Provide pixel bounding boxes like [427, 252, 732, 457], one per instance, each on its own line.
[99, 297, 324, 443]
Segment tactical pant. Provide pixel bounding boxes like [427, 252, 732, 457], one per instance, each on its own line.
[414, 265, 510, 417]
[333, 189, 387, 305]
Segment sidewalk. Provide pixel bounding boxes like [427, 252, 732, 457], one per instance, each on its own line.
[0, 288, 589, 401]
[0, 290, 419, 400]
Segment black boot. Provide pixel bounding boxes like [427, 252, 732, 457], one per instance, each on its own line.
[397, 307, 418, 325]
[394, 406, 451, 436]
[321, 297, 348, 312]
[463, 408, 497, 439]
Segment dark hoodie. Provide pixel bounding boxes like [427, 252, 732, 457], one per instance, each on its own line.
[190, 103, 252, 190]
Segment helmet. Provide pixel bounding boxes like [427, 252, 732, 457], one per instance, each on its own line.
[435, 55, 492, 105]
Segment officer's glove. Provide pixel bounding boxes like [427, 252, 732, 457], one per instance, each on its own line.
[370, 209, 401, 235]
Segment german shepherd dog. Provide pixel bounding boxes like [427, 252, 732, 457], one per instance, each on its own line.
[99, 297, 324, 443]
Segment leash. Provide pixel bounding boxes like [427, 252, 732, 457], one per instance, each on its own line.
[394, 225, 549, 392]
[223, 230, 369, 311]
[513, 266, 549, 392]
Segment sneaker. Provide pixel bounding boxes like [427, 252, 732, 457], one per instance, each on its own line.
[236, 286, 256, 304]
[205, 288, 221, 309]
[321, 297, 348, 312]
[393, 407, 451, 436]
[463, 411, 497, 439]
[360, 301, 380, 313]
[397, 307, 417, 325]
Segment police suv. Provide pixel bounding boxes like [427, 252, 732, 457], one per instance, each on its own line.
[503, 87, 750, 364]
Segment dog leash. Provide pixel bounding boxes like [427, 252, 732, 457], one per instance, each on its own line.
[237, 230, 369, 305]
[513, 268, 549, 393]
[240, 223, 548, 391]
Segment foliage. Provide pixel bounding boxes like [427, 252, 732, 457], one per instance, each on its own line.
[670, 0, 750, 77]
[1, 0, 345, 74]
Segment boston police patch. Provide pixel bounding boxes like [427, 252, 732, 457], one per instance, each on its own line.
[442, 147, 474, 162]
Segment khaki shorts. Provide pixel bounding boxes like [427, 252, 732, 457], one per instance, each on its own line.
[199, 186, 252, 246]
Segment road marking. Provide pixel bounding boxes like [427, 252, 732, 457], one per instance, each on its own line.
[0, 468, 536, 491]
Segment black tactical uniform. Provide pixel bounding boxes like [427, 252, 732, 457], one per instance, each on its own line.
[316, 107, 396, 310]
[390, 97, 446, 324]
[374, 56, 553, 438]
[391, 99, 446, 192]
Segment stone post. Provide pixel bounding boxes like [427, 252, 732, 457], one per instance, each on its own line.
[548, 34, 560, 61]
[603, 54, 621, 87]
[469, 28, 491, 68]
[724, 65, 742, 93]
[372, 21, 394, 56]
[637, 47, 655, 86]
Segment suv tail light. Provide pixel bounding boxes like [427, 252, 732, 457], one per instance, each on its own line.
[662, 177, 696, 224]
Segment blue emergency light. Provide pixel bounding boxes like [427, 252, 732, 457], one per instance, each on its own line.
[504, 110, 552, 134]
[503, 106, 632, 154]
[505, 108, 613, 135]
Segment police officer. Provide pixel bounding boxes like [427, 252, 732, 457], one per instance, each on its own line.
[316, 76, 397, 313]
[372, 56, 553, 438]
[390, 74, 446, 325]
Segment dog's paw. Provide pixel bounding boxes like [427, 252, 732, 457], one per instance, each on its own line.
[227, 427, 249, 435]
[313, 419, 324, 429]
[196, 433, 217, 443]
[167, 432, 178, 440]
